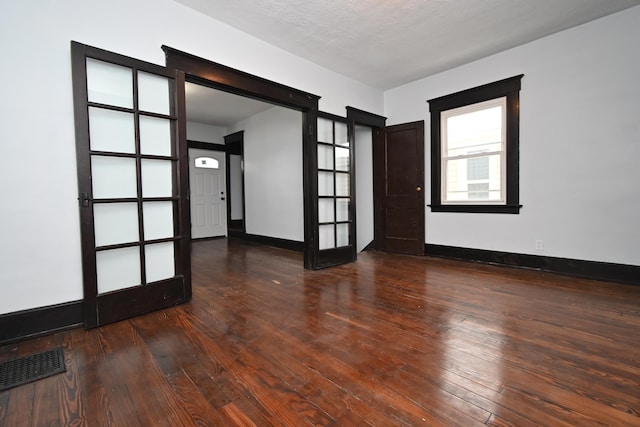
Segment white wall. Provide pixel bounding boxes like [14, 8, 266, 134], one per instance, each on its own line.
[355, 126, 374, 252]
[229, 155, 244, 220]
[384, 6, 640, 266]
[187, 122, 228, 144]
[229, 107, 304, 241]
[0, 0, 383, 315]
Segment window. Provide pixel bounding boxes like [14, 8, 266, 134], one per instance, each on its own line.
[194, 157, 219, 169]
[428, 75, 523, 213]
[442, 97, 505, 204]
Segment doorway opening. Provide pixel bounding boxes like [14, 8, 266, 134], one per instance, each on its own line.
[184, 81, 305, 248]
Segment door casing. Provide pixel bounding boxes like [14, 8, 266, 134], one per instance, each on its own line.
[162, 46, 328, 269]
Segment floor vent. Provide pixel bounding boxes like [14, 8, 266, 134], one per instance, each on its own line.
[0, 347, 66, 391]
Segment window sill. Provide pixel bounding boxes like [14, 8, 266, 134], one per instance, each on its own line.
[428, 204, 522, 214]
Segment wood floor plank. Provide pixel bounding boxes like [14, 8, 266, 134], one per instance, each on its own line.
[1, 238, 639, 426]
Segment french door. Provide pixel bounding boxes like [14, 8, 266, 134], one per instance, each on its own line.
[71, 42, 190, 328]
[313, 113, 356, 268]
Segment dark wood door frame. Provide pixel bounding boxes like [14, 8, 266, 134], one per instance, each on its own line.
[163, 46, 321, 269]
[346, 107, 387, 250]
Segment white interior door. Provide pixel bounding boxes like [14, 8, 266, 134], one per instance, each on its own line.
[189, 148, 227, 238]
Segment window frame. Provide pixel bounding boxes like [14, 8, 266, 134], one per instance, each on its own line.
[428, 74, 523, 214]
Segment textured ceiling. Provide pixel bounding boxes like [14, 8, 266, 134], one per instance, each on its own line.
[175, 0, 640, 89]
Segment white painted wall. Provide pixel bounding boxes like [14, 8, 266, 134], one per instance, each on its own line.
[229, 107, 304, 241]
[355, 126, 374, 252]
[187, 122, 228, 144]
[0, 0, 382, 315]
[229, 155, 244, 220]
[384, 6, 640, 266]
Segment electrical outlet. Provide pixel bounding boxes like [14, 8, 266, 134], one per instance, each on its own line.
[535, 240, 544, 251]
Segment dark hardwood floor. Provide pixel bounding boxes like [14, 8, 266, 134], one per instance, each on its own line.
[1, 238, 639, 426]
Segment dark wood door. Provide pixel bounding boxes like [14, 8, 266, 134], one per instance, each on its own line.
[311, 113, 357, 269]
[71, 42, 191, 328]
[376, 121, 425, 255]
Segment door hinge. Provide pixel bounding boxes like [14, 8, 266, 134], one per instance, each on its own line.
[79, 192, 91, 207]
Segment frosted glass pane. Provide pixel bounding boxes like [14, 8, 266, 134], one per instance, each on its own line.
[318, 171, 334, 196]
[336, 198, 349, 222]
[89, 107, 135, 153]
[86, 58, 133, 108]
[318, 117, 333, 143]
[94, 203, 139, 247]
[335, 147, 349, 171]
[140, 116, 172, 156]
[142, 159, 173, 197]
[138, 71, 170, 115]
[194, 157, 219, 169]
[318, 199, 334, 223]
[336, 173, 349, 196]
[91, 156, 137, 199]
[96, 246, 141, 294]
[318, 144, 333, 170]
[145, 242, 175, 283]
[337, 223, 349, 247]
[319, 224, 335, 250]
[143, 202, 174, 240]
[335, 122, 348, 146]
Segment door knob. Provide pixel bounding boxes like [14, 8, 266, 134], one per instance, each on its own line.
[416, 186, 422, 192]
[221, 197, 226, 200]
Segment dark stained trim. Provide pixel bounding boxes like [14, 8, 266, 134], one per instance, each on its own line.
[318, 110, 348, 123]
[163, 46, 319, 110]
[428, 75, 523, 111]
[346, 107, 387, 252]
[224, 131, 244, 154]
[241, 234, 304, 252]
[96, 277, 186, 326]
[191, 236, 226, 241]
[346, 106, 386, 128]
[0, 301, 84, 345]
[163, 46, 320, 269]
[361, 240, 376, 251]
[70, 41, 97, 327]
[303, 109, 318, 269]
[188, 140, 226, 151]
[425, 244, 640, 286]
[428, 75, 523, 214]
[372, 127, 386, 250]
[428, 204, 522, 214]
